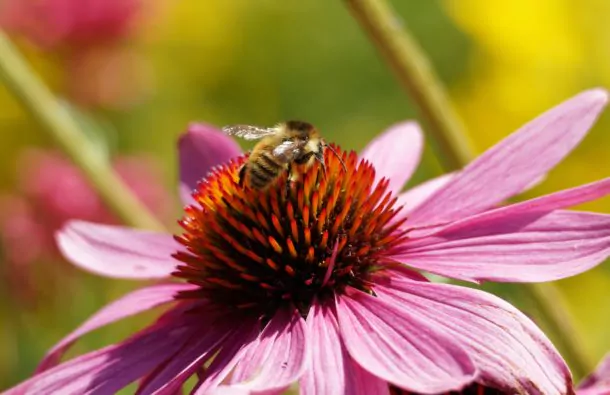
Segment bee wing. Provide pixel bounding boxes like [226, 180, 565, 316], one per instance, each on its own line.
[222, 125, 278, 140]
[272, 140, 304, 161]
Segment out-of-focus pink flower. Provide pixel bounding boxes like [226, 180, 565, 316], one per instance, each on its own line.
[0, 0, 142, 50]
[578, 353, 610, 395]
[5, 89, 610, 394]
[0, 149, 173, 305]
[0, 0, 153, 109]
[16, 149, 172, 231]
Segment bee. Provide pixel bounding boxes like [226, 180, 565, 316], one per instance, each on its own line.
[222, 120, 345, 190]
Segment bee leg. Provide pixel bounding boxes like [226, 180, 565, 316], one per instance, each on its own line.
[285, 165, 293, 197]
[314, 151, 326, 179]
[238, 165, 247, 187]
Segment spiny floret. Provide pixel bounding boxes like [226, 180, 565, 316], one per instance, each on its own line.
[173, 146, 407, 317]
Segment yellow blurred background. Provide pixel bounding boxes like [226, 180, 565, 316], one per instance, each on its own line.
[0, 0, 608, 388]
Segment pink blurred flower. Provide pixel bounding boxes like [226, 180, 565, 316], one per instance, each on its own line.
[5, 89, 610, 394]
[0, 0, 142, 50]
[0, 149, 173, 305]
[578, 353, 610, 395]
[16, 149, 172, 238]
[0, 0, 153, 109]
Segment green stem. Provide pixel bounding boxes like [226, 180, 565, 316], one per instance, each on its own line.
[344, 0, 591, 377]
[345, 0, 474, 170]
[0, 30, 165, 232]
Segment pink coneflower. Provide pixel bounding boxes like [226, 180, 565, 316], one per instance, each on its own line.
[5, 89, 610, 394]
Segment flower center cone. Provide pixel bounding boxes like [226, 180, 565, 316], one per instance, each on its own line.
[173, 146, 407, 318]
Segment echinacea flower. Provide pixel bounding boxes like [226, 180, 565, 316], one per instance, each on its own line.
[577, 353, 610, 395]
[5, 89, 610, 395]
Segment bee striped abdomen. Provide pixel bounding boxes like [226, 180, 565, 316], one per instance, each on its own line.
[246, 151, 285, 189]
[260, 152, 284, 173]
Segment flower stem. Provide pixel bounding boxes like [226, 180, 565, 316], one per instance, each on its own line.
[344, 0, 592, 377]
[0, 30, 165, 232]
[344, 0, 475, 171]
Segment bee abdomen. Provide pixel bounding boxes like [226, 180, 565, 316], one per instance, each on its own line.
[248, 154, 283, 188]
[260, 152, 285, 170]
[249, 167, 274, 188]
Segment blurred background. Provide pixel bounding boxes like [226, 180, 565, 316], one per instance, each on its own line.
[1, 0, 609, 389]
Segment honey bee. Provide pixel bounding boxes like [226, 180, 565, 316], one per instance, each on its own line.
[222, 120, 345, 190]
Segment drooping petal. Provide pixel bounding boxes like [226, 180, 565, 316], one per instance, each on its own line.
[136, 315, 258, 395]
[6, 319, 196, 395]
[56, 220, 178, 279]
[38, 283, 196, 372]
[300, 301, 389, 395]
[224, 307, 308, 394]
[408, 89, 608, 228]
[378, 275, 572, 395]
[179, 123, 241, 197]
[578, 352, 610, 395]
[335, 291, 477, 394]
[185, 320, 259, 395]
[360, 121, 423, 195]
[392, 183, 610, 282]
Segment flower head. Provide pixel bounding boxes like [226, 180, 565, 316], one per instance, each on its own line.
[174, 146, 407, 318]
[6, 89, 610, 395]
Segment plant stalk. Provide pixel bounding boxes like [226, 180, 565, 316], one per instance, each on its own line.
[345, 0, 474, 171]
[0, 30, 165, 231]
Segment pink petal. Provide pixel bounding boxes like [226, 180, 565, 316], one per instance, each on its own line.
[395, 172, 545, 218]
[137, 315, 258, 395]
[397, 210, 610, 282]
[179, 182, 196, 207]
[335, 291, 476, 393]
[300, 301, 389, 395]
[407, 176, 610, 240]
[226, 307, 308, 394]
[179, 123, 241, 197]
[56, 220, 178, 279]
[392, 179, 610, 282]
[205, 388, 251, 395]
[6, 319, 195, 395]
[395, 173, 454, 215]
[186, 321, 259, 395]
[360, 121, 423, 195]
[578, 352, 610, 395]
[378, 275, 573, 394]
[579, 386, 610, 395]
[38, 283, 195, 372]
[408, 89, 608, 228]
